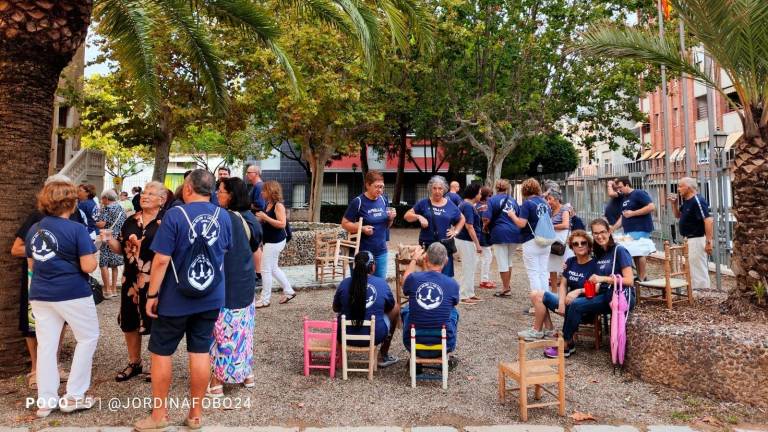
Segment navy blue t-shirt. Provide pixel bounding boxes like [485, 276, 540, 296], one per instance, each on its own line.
[447, 192, 462, 207]
[604, 194, 624, 226]
[403, 271, 459, 344]
[333, 275, 394, 345]
[679, 194, 710, 238]
[344, 194, 389, 255]
[223, 210, 261, 309]
[519, 196, 550, 243]
[563, 257, 598, 292]
[150, 202, 232, 316]
[249, 181, 265, 211]
[261, 203, 287, 244]
[456, 201, 481, 242]
[483, 194, 521, 245]
[594, 244, 633, 277]
[621, 189, 654, 233]
[412, 198, 462, 245]
[25, 216, 97, 302]
[78, 199, 99, 234]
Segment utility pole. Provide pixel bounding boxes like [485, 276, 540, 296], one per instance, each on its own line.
[657, 0, 674, 242]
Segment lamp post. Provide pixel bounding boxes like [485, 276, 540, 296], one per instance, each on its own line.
[537, 162, 543, 184]
[351, 163, 358, 197]
[712, 129, 728, 291]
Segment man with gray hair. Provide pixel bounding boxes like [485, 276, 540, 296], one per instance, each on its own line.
[400, 243, 460, 366]
[668, 177, 713, 290]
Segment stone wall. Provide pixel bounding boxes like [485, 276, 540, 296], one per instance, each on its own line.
[279, 222, 346, 267]
[625, 314, 768, 408]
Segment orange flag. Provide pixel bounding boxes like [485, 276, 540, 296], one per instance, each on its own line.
[661, 0, 672, 20]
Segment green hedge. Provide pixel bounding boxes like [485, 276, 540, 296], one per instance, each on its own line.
[319, 204, 418, 228]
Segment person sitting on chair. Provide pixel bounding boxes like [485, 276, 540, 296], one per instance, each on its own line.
[400, 243, 460, 367]
[333, 251, 400, 368]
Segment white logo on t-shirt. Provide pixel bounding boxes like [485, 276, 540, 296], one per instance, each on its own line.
[188, 214, 221, 246]
[30, 230, 58, 262]
[366, 283, 377, 308]
[187, 254, 215, 291]
[415, 282, 444, 310]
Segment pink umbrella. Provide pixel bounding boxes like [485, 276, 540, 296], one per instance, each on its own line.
[609, 274, 630, 369]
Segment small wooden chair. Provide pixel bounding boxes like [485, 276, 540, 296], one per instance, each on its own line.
[314, 231, 346, 283]
[303, 316, 338, 378]
[498, 336, 566, 421]
[395, 244, 422, 306]
[409, 325, 448, 389]
[340, 314, 377, 380]
[337, 218, 364, 272]
[638, 241, 693, 309]
[574, 314, 603, 350]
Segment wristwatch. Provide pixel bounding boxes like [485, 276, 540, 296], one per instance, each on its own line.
[146, 291, 159, 299]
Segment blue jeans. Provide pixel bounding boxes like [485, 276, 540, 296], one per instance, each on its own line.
[562, 288, 636, 342]
[441, 254, 454, 277]
[542, 291, 560, 312]
[626, 231, 651, 240]
[401, 306, 459, 356]
[373, 252, 388, 279]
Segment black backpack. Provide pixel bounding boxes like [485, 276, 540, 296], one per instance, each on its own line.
[171, 206, 223, 298]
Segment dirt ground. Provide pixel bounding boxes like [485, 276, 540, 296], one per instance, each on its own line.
[1, 228, 766, 430]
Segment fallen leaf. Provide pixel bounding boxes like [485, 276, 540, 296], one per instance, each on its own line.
[570, 411, 596, 422]
[700, 416, 723, 426]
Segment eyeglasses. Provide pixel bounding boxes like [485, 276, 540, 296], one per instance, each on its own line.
[141, 191, 162, 198]
[571, 241, 588, 247]
[592, 230, 609, 236]
[246, 171, 258, 174]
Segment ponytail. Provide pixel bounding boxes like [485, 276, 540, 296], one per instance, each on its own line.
[349, 251, 374, 327]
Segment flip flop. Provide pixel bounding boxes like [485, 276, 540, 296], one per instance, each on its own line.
[255, 301, 270, 309]
[206, 384, 223, 398]
[470, 296, 484, 302]
[279, 294, 297, 304]
[493, 291, 513, 298]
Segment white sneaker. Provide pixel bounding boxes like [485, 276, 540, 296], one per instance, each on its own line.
[59, 395, 95, 413]
[517, 328, 545, 341]
[544, 328, 557, 338]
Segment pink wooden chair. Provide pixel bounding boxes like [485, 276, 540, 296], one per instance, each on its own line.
[303, 316, 338, 378]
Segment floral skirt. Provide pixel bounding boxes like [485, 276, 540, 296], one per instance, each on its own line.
[210, 303, 255, 384]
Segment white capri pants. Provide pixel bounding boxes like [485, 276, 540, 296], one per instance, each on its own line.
[260, 240, 295, 304]
[492, 243, 518, 272]
[687, 236, 711, 290]
[522, 239, 551, 292]
[455, 238, 479, 299]
[480, 246, 493, 281]
[32, 296, 100, 409]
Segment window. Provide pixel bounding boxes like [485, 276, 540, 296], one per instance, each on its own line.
[724, 91, 740, 113]
[416, 183, 428, 199]
[641, 123, 651, 134]
[292, 184, 307, 208]
[696, 141, 709, 163]
[321, 183, 348, 205]
[696, 96, 708, 120]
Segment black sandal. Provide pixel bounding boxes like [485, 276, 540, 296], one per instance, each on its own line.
[115, 362, 143, 382]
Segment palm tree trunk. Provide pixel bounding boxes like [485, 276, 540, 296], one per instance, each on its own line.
[729, 125, 768, 308]
[0, 53, 74, 377]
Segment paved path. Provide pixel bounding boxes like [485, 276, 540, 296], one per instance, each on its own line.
[1, 426, 765, 432]
[281, 256, 397, 291]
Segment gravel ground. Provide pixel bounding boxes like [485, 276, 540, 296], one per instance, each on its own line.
[1, 229, 766, 429]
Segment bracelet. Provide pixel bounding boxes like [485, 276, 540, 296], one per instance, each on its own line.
[146, 291, 159, 299]
[27, 270, 33, 278]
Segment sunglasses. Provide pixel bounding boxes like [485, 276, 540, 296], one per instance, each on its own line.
[571, 241, 588, 247]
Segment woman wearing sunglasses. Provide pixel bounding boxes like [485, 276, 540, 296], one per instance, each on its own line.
[518, 230, 597, 345]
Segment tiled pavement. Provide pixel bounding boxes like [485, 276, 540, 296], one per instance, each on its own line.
[281, 256, 397, 292]
[1, 425, 765, 432]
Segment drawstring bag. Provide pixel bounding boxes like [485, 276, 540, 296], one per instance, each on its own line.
[531, 202, 556, 246]
[171, 206, 222, 298]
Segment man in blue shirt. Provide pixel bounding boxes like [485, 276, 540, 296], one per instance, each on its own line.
[669, 177, 713, 291]
[136, 169, 232, 432]
[245, 164, 265, 285]
[604, 179, 624, 226]
[612, 177, 656, 281]
[447, 181, 463, 207]
[400, 243, 460, 368]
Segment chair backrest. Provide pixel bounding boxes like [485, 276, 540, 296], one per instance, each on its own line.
[410, 325, 446, 352]
[396, 244, 422, 306]
[664, 241, 689, 278]
[518, 336, 565, 374]
[304, 316, 337, 341]
[315, 231, 339, 258]
[340, 313, 375, 347]
[347, 218, 364, 254]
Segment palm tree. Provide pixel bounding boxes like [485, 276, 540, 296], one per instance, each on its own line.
[0, 0, 431, 374]
[578, 0, 768, 308]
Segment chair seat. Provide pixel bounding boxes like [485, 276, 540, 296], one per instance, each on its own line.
[499, 361, 558, 380]
[308, 338, 333, 351]
[638, 277, 688, 289]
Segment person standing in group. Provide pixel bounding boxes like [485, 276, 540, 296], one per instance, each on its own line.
[477, 186, 495, 289]
[508, 178, 552, 295]
[545, 190, 572, 292]
[134, 169, 232, 431]
[611, 177, 656, 281]
[604, 179, 623, 227]
[95, 190, 126, 299]
[119, 191, 135, 215]
[342, 170, 396, 279]
[131, 186, 143, 213]
[255, 180, 296, 308]
[447, 181, 463, 207]
[208, 178, 262, 396]
[482, 179, 521, 298]
[245, 164, 265, 286]
[668, 177, 713, 291]
[404, 175, 465, 277]
[455, 183, 484, 304]
[102, 181, 167, 383]
[76, 183, 99, 237]
[25, 178, 99, 418]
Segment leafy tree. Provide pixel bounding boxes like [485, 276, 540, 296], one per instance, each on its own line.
[524, 135, 580, 176]
[578, 0, 768, 308]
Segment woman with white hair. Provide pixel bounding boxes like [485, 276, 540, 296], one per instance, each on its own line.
[405, 175, 466, 277]
[96, 189, 126, 298]
[545, 189, 572, 292]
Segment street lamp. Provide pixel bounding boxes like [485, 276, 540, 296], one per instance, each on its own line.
[713, 129, 728, 159]
[537, 163, 544, 184]
[351, 163, 358, 195]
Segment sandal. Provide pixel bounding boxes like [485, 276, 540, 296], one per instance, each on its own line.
[184, 416, 203, 430]
[460, 298, 477, 305]
[116, 362, 143, 382]
[133, 414, 174, 432]
[206, 384, 224, 399]
[493, 291, 513, 298]
[470, 296, 484, 302]
[27, 371, 37, 389]
[279, 294, 297, 304]
[243, 374, 255, 388]
[255, 301, 270, 309]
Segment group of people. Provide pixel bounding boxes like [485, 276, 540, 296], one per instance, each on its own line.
[14, 163, 715, 429]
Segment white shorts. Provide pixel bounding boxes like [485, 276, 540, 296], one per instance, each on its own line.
[492, 243, 519, 271]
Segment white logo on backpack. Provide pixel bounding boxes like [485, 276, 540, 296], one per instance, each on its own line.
[187, 254, 216, 291]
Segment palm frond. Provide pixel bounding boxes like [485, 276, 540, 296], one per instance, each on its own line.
[280, 0, 355, 36]
[380, 0, 434, 54]
[334, 0, 380, 70]
[94, 0, 160, 112]
[267, 41, 301, 94]
[190, 0, 281, 42]
[154, 0, 228, 115]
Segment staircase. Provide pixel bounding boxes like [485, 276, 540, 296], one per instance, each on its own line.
[59, 149, 106, 193]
